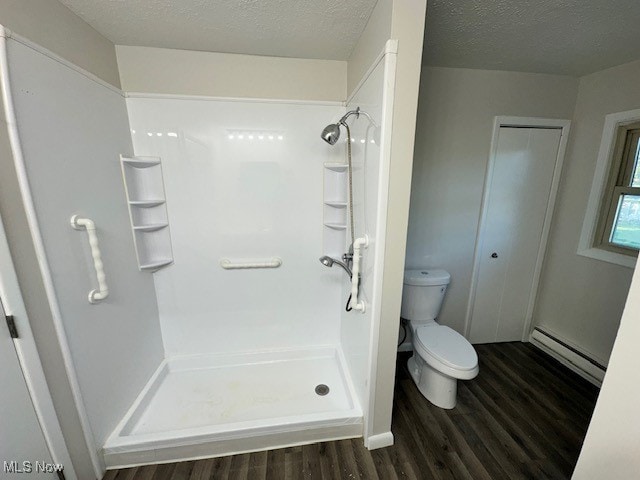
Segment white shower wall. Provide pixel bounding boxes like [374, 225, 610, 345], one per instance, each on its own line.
[340, 44, 397, 430]
[5, 38, 164, 452]
[126, 97, 347, 355]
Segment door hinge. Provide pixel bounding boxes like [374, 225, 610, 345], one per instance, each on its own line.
[5, 315, 18, 338]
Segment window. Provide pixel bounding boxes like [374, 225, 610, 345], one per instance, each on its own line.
[595, 122, 640, 254]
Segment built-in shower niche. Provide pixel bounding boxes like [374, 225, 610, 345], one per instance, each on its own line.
[120, 155, 174, 271]
[323, 163, 349, 258]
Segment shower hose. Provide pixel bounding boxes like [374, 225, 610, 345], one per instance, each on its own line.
[345, 123, 356, 312]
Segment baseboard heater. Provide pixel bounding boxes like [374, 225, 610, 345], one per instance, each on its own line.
[529, 327, 606, 386]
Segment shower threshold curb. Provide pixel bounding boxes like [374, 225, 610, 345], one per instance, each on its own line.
[103, 416, 363, 469]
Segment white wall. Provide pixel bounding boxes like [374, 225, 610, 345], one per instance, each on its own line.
[127, 97, 345, 356]
[0, 0, 119, 87]
[117, 45, 347, 102]
[406, 67, 579, 334]
[572, 260, 640, 478]
[533, 60, 640, 364]
[7, 38, 164, 456]
[347, 0, 392, 96]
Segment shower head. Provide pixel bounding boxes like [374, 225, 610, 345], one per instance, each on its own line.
[321, 123, 341, 145]
[320, 106, 378, 145]
[319, 255, 352, 277]
[321, 107, 361, 145]
[319, 255, 334, 267]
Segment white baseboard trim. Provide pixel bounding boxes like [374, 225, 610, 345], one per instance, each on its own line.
[529, 328, 605, 386]
[365, 431, 394, 450]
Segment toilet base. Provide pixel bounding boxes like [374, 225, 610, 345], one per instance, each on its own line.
[407, 354, 457, 409]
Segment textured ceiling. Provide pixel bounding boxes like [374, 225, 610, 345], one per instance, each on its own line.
[58, 0, 377, 60]
[424, 0, 640, 76]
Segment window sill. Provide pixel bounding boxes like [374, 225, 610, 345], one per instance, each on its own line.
[577, 247, 636, 268]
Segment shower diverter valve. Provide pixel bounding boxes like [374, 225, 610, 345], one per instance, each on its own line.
[349, 235, 369, 313]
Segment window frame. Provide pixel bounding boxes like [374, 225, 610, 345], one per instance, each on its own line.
[594, 124, 640, 255]
[577, 109, 640, 269]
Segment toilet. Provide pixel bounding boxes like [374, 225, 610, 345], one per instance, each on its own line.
[402, 269, 479, 409]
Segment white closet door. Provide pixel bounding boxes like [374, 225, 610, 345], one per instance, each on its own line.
[470, 127, 562, 343]
[0, 299, 59, 478]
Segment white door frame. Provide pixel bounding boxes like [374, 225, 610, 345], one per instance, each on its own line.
[463, 116, 571, 342]
[0, 213, 77, 479]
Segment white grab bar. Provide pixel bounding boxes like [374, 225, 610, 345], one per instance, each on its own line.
[220, 258, 282, 270]
[349, 235, 369, 313]
[71, 215, 109, 304]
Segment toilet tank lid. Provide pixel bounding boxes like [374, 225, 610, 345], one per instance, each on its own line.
[404, 269, 451, 286]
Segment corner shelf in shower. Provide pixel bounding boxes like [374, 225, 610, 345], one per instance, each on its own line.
[133, 223, 169, 232]
[324, 201, 347, 208]
[128, 199, 166, 208]
[120, 155, 174, 272]
[324, 163, 349, 172]
[122, 156, 161, 167]
[323, 163, 349, 258]
[139, 259, 174, 271]
[324, 223, 347, 230]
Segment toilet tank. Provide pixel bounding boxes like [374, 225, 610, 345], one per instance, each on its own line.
[401, 269, 451, 322]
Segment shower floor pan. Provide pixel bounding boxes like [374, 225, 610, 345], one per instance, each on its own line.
[103, 346, 362, 468]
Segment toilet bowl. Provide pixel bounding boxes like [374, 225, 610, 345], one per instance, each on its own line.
[402, 269, 479, 409]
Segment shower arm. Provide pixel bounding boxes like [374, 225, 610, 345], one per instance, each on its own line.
[338, 107, 377, 128]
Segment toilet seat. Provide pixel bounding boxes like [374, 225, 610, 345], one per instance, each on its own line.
[413, 325, 479, 380]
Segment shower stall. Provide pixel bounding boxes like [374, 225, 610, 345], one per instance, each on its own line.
[0, 25, 398, 473]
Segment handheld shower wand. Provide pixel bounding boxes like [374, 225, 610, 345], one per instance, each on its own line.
[319, 255, 352, 277]
[319, 253, 366, 313]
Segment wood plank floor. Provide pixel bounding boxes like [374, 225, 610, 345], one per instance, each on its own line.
[103, 342, 599, 480]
